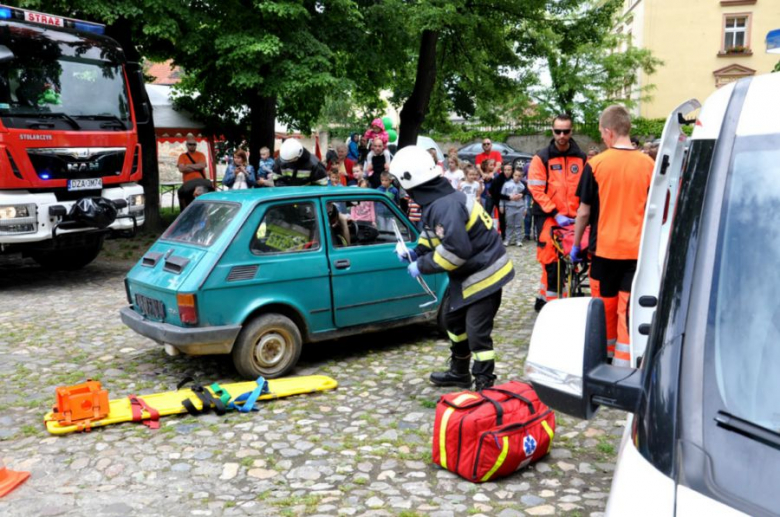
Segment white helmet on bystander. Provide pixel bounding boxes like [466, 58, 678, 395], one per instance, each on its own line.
[390, 145, 439, 190]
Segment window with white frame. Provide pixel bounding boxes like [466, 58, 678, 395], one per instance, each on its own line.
[724, 16, 749, 51]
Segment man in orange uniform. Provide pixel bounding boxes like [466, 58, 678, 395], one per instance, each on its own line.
[527, 114, 587, 311]
[571, 105, 654, 367]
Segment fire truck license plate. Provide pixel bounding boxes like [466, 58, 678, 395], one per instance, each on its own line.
[67, 178, 103, 191]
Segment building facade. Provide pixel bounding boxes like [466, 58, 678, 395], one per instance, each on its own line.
[622, 0, 780, 119]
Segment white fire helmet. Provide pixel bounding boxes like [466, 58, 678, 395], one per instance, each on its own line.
[280, 139, 304, 163]
[390, 145, 438, 190]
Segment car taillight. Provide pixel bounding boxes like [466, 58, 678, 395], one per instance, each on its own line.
[177, 293, 198, 324]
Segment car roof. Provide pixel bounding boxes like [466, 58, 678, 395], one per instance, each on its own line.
[196, 187, 382, 204]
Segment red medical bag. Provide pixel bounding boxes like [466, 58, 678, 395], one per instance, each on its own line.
[433, 381, 555, 483]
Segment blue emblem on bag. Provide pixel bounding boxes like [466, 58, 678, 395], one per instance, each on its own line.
[523, 434, 537, 456]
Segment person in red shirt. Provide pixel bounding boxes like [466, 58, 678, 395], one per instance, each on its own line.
[474, 138, 503, 168]
[571, 105, 654, 367]
[329, 144, 355, 185]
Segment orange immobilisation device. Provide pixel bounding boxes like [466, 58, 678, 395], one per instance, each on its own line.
[50, 380, 109, 431]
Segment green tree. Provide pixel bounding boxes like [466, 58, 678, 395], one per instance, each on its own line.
[528, 0, 661, 120]
[773, 60, 780, 73]
[349, 0, 547, 148]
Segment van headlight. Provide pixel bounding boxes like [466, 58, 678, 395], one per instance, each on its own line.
[127, 194, 145, 213]
[0, 204, 36, 234]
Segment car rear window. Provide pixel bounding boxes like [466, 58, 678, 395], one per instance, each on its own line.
[161, 201, 240, 247]
[709, 133, 780, 433]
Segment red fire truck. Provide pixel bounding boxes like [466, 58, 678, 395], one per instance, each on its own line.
[0, 5, 147, 269]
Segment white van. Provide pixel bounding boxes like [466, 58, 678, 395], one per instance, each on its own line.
[525, 73, 780, 516]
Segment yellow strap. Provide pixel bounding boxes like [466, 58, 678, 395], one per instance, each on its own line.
[481, 436, 509, 482]
[439, 393, 479, 469]
[462, 260, 514, 299]
[541, 420, 554, 453]
[447, 331, 468, 343]
[418, 236, 441, 248]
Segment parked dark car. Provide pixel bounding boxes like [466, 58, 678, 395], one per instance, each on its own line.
[457, 142, 533, 169]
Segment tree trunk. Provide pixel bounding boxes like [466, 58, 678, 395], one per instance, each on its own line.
[106, 20, 161, 232]
[398, 30, 439, 150]
[248, 94, 277, 170]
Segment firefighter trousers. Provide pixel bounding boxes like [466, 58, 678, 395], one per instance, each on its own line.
[444, 289, 503, 381]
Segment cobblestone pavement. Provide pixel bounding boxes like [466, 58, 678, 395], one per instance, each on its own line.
[0, 243, 625, 516]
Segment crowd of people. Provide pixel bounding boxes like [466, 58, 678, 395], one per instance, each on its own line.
[175, 107, 655, 381]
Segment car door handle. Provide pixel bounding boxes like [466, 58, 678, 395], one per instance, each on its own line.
[334, 259, 351, 269]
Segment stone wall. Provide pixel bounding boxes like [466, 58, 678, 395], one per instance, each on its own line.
[437, 133, 600, 157]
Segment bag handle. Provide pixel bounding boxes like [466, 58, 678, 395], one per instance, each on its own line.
[480, 392, 504, 426]
[482, 387, 535, 415]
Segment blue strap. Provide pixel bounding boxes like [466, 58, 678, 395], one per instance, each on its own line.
[229, 376, 269, 413]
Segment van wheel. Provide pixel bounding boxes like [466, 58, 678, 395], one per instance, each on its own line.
[436, 292, 450, 337]
[232, 314, 302, 380]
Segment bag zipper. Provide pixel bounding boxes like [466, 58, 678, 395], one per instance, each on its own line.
[471, 409, 552, 479]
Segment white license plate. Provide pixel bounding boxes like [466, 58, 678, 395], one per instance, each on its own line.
[67, 178, 103, 191]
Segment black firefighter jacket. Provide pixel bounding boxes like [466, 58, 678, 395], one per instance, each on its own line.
[412, 178, 514, 311]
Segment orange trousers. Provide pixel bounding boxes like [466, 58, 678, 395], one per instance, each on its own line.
[537, 217, 564, 301]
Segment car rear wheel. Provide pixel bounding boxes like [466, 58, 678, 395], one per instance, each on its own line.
[232, 313, 302, 380]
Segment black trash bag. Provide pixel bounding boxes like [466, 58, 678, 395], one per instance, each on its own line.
[68, 197, 118, 229]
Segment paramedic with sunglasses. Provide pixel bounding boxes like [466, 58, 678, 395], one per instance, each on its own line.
[391, 146, 514, 392]
[527, 114, 587, 311]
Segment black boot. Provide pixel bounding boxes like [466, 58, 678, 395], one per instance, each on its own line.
[430, 355, 472, 388]
[534, 297, 547, 312]
[474, 375, 496, 392]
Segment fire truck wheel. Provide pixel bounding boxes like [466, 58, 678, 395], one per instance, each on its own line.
[32, 236, 104, 271]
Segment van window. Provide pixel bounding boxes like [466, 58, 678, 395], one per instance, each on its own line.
[709, 133, 780, 432]
[161, 201, 239, 247]
[251, 202, 320, 254]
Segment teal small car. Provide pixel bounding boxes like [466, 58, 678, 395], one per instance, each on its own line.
[120, 187, 449, 379]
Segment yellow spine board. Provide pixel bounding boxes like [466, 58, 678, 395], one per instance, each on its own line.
[44, 375, 338, 435]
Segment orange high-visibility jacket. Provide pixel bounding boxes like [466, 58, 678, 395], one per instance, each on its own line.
[527, 139, 587, 218]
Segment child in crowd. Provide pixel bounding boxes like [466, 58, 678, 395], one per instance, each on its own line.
[406, 194, 422, 231]
[352, 162, 364, 181]
[363, 118, 389, 148]
[459, 164, 483, 206]
[443, 157, 464, 190]
[375, 172, 399, 232]
[364, 137, 393, 189]
[500, 168, 527, 247]
[480, 159, 496, 215]
[350, 179, 376, 224]
[257, 146, 275, 187]
[328, 170, 349, 213]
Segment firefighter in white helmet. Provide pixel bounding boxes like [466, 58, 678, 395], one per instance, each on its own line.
[391, 145, 515, 391]
[272, 138, 328, 186]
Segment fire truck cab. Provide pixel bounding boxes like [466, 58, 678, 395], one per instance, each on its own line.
[0, 5, 146, 269]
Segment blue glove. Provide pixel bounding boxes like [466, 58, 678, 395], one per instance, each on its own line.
[395, 242, 417, 263]
[570, 245, 582, 263]
[555, 213, 575, 227]
[407, 261, 421, 279]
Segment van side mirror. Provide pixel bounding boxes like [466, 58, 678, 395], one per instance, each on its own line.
[525, 298, 643, 419]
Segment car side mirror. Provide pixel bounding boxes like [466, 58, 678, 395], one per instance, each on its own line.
[134, 69, 152, 125]
[525, 298, 643, 419]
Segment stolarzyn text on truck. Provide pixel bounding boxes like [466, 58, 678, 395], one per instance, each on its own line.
[0, 5, 147, 269]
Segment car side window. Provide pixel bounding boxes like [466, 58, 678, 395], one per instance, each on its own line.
[326, 198, 410, 248]
[250, 202, 320, 254]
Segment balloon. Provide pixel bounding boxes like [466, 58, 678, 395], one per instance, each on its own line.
[382, 116, 393, 130]
[387, 129, 398, 143]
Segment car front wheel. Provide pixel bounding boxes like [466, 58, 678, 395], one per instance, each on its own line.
[232, 313, 302, 379]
